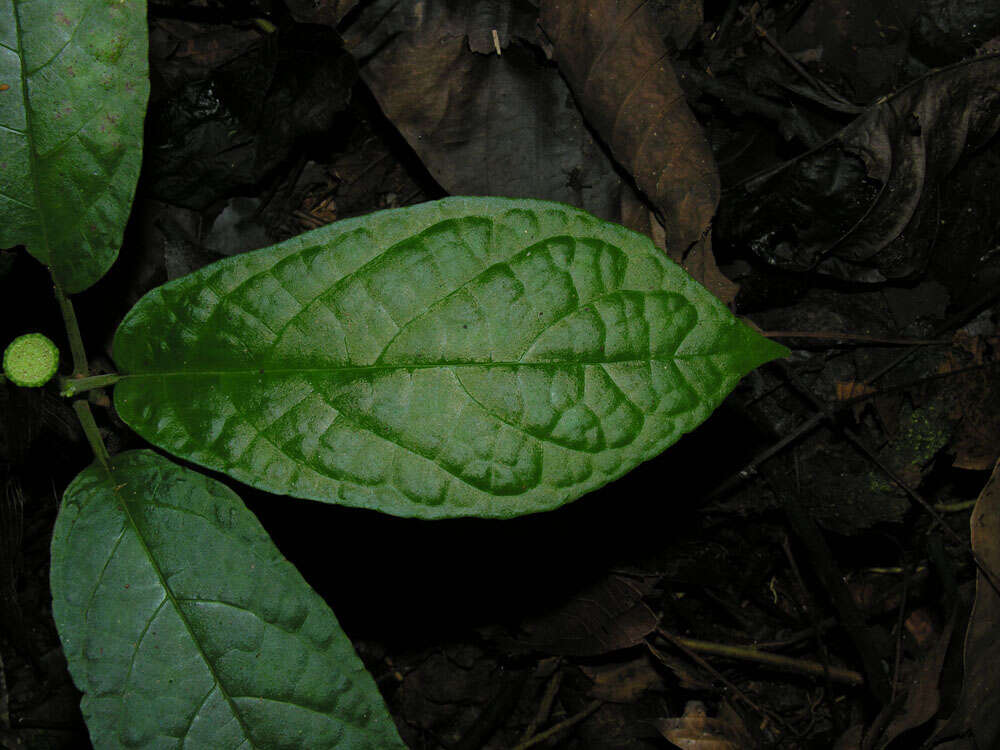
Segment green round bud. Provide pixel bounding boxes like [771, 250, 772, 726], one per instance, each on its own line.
[3, 333, 60, 388]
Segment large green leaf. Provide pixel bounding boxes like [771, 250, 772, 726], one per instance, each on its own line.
[113, 197, 787, 518]
[0, 0, 148, 293]
[51, 450, 405, 750]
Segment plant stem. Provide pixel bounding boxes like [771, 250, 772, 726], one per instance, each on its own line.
[72, 400, 110, 471]
[763, 330, 948, 346]
[661, 631, 864, 685]
[51, 276, 111, 469]
[60, 373, 121, 397]
[52, 279, 88, 376]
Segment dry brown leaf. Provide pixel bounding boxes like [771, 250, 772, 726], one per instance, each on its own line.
[878, 609, 956, 748]
[539, 0, 721, 253]
[933, 461, 1000, 748]
[582, 654, 665, 703]
[620, 184, 737, 304]
[653, 700, 752, 750]
[680, 235, 739, 306]
[835, 382, 879, 401]
[515, 574, 657, 656]
[940, 335, 1000, 470]
[342, 0, 627, 221]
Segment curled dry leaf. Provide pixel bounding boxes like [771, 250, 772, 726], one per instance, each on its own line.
[653, 700, 752, 750]
[717, 54, 1000, 282]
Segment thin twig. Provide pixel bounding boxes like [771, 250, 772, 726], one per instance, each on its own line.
[663, 632, 864, 686]
[865, 285, 1000, 386]
[675, 63, 822, 147]
[650, 630, 797, 736]
[706, 359, 999, 504]
[776, 361, 1000, 597]
[764, 331, 949, 346]
[782, 532, 838, 691]
[750, 617, 839, 650]
[753, 22, 855, 107]
[771, 79, 866, 114]
[890, 566, 908, 704]
[704, 412, 825, 501]
[511, 700, 601, 750]
[764, 461, 891, 702]
[519, 668, 562, 744]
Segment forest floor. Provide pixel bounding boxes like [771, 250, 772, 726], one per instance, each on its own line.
[2, 1, 1000, 748]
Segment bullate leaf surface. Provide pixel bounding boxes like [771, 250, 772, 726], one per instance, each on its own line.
[113, 197, 787, 518]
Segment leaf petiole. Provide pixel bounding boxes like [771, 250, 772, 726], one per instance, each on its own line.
[60, 373, 121, 397]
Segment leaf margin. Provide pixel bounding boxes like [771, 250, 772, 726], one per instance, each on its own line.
[112, 196, 788, 519]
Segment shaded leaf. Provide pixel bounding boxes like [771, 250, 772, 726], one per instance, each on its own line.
[779, 2, 913, 103]
[717, 54, 1000, 282]
[284, 0, 359, 26]
[832, 724, 864, 750]
[935, 460, 1000, 749]
[50, 450, 405, 749]
[941, 332, 1000, 471]
[877, 609, 956, 748]
[515, 574, 658, 656]
[112, 197, 787, 519]
[393, 644, 509, 741]
[149, 18, 263, 93]
[0, 0, 149, 293]
[538, 0, 721, 252]
[341, 0, 627, 222]
[911, 2, 1000, 65]
[147, 25, 353, 211]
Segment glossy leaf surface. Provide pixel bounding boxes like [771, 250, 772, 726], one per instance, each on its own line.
[51, 450, 405, 749]
[0, 0, 148, 293]
[113, 197, 787, 518]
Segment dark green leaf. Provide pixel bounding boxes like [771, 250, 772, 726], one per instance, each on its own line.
[113, 197, 787, 518]
[0, 1, 149, 293]
[51, 450, 405, 749]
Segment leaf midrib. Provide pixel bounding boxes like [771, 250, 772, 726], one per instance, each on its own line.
[119, 354, 720, 379]
[105, 468, 262, 748]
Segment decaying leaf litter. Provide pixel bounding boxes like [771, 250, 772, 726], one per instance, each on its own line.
[2, 0, 1000, 747]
